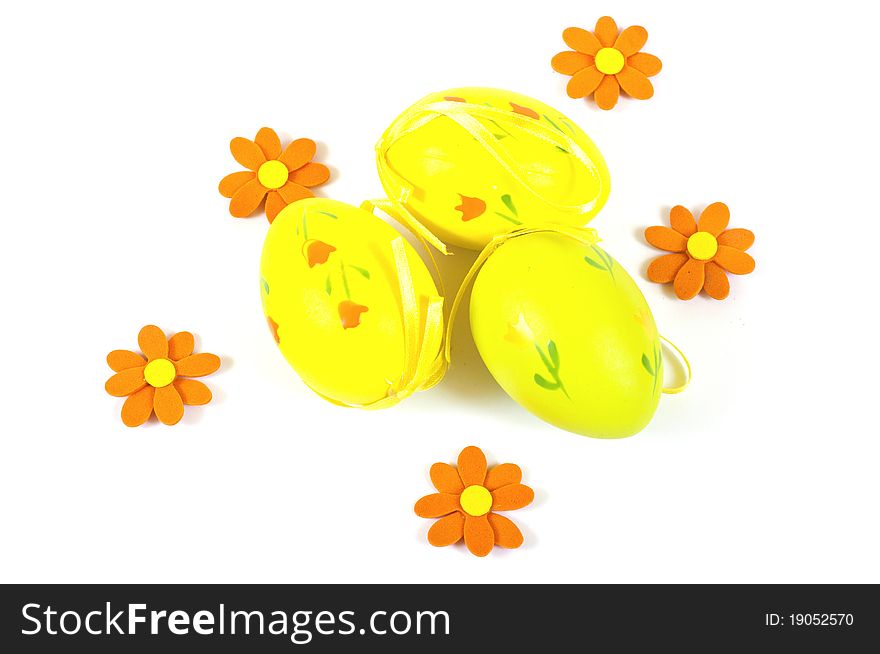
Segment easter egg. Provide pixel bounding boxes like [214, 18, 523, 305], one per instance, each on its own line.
[376, 87, 610, 252]
[260, 198, 445, 408]
[468, 228, 662, 438]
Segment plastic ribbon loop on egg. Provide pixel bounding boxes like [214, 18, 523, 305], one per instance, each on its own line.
[375, 100, 608, 254]
[314, 236, 446, 410]
[360, 199, 446, 299]
[659, 335, 691, 395]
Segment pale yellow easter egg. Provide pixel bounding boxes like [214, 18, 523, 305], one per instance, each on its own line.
[469, 230, 662, 438]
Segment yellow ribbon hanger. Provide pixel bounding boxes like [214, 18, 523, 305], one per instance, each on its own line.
[360, 199, 447, 300]
[660, 335, 691, 395]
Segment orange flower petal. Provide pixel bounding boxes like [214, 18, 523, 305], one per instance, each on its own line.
[229, 178, 268, 218]
[645, 226, 687, 252]
[627, 52, 662, 77]
[647, 253, 689, 284]
[673, 258, 706, 300]
[552, 50, 594, 75]
[254, 127, 281, 160]
[427, 512, 465, 547]
[290, 162, 330, 188]
[491, 484, 534, 511]
[463, 515, 494, 557]
[168, 331, 194, 360]
[594, 75, 620, 110]
[154, 384, 184, 426]
[567, 66, 604, 99]
[670, 205, 697, 236]
[138, 325, 168, 361]
[174, 379, 212, 406]
[414, 493, 460, 518]
[616, 65, 654, 99]
[714, 246, 755, 275]
[218, 171, 255, 198]
[105, 367, 146, 397]
[488, 513, 524, 549]
[614, 25, 648, 57]
[230, 137, 266, 171]
[122, 386, 154, 427]
[457, 446, 487, 487]
[107, 349, 146, 372]
[265, 190, 287, 223]
[703, 262, 730, 300]
[430, 462, 465, 494]
[278, 181, 314, 205]
[595, 16, 619, 47]
[175, 353, 221, 378]
[484, 463, 522, 491]
[562, 27, 602, 55]
[279, 138, 316, 171]
[717, 228, 755, 251]
[697, 202, 730, 235]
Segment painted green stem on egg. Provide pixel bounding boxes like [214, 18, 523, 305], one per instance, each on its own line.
[534, 340, 569, 399]
[495, 193, 523, 225]
[584, 245, 615, 280]
[641, 342, 662, 395]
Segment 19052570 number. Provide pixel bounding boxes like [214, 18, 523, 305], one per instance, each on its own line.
[790, 613, 854, 626]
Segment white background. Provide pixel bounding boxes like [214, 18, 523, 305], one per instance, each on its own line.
[2, 1, 878, 583]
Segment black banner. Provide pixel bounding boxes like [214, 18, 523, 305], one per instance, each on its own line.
[1, 584, 876, 651]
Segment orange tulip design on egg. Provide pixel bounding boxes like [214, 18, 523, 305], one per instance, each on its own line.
[300, 210, 372, 330]
[338, 300, 369, 329]
[509, 102, 539, 119]
[455, 194, 487, 222]
[302, 239, 336, 267]
[266, 316, 280, 344]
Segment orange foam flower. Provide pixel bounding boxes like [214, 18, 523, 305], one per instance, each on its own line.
[551, 16, 662, 110]
[105, 325, 221, 427]
[219, 127, 330, 223]
[645, 203, 755, 300]
[414, 446, 534, 557]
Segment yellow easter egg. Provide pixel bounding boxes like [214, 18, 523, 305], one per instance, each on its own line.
[376, 87, 610, 252]
[468, 228, 662, 438]
[260, 198, 445, 408]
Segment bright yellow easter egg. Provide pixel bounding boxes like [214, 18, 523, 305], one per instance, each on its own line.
[376, 88, 610, 252]
[468, 229, 662, 438]
[260, 198, 445, 408]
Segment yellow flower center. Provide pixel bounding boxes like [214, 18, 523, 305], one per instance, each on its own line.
[460, 485, 492, 517]
[595, 47, 625, 75]
[257, 160, 289, 189]
[144, 358, 176, 388]
[687, 232, 718, 261]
